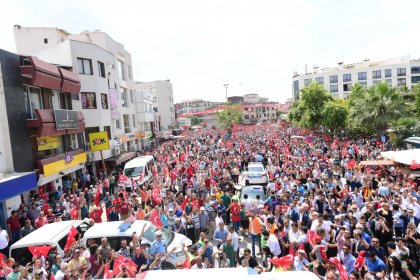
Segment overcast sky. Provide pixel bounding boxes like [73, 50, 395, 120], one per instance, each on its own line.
[1, 0, 420, 102]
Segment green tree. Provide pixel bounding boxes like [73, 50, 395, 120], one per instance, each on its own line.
[288, 83, 333, 129]
[190, 116, 202, 125]
[321, 100, 348, 134]
[348, 82, 410, 133]
[389, 117, 420, 148]
[413, 83, 420, 118]
[217, 104, 243, 133]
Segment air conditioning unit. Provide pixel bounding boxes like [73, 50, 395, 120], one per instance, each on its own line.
[114, 146, 121, 156]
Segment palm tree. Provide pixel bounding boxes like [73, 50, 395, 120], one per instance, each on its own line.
[349, 83, 410, 133]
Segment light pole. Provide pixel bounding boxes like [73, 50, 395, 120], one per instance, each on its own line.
[223, 83, 229, 103]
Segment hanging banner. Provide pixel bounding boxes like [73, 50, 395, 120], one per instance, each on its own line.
[36, 136, 62, 151]
[88, 131, 110, 151]
[109, 88, 120, 120]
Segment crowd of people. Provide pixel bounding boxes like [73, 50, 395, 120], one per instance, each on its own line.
[1, 123, 419, 280]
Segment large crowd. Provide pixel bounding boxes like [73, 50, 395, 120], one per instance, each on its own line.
[1, 123, 419, 280]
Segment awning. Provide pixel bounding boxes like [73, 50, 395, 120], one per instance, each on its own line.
[105, 151, 137, 165]
[0, 172, 37, 201]
[37, 163, 85, 187]
[59, 68, 81, 94]
[360, 160, 395, 166]
[381, 149, 420, 165]
[21, 57, 62, 90]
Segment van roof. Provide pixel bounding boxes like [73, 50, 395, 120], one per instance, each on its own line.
[124, 156, 154, 169]
[82, 220, 151, 240]
[11, 220, 83, 248]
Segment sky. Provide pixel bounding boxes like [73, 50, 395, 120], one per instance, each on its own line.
[1, 0, 420, 103]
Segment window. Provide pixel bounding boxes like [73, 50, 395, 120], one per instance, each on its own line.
[397, 68, 406, 76]
[101, 93, 108, 109]
[27, 86, 42, 119]
[153, 107, 158, 113]
[44, 38, 48, 44]
[343, 83, 352, 92]
[115, 118, 121, 129]
[330, 84, 338, 93]
[132, 115, 136, 127]
[385, 69, 392, 78]
[120, 87, 128, 107]
[329, 75, 338, 83]
[372, 80, 380, 86]
[104, 126, 111, 140]
[77, 58, 93, 75]
[304, 78, 312, 86]
[359, 82, 367, 88]
[397, 78, 406, 86]
[59, 92, 72, 110]
[153, 97, 157, 102]
[411, 76, 420, 84]
[358, 72, 367, 81]
[117, 60, 125, 80]
[123, 114, 130, 133]
[385, 79, 392, 86]
[130, 90, 134, 103]
[81, 92, 97, 109]
[411, 66, 420, 74]
[372, 70, 381, 79]
[315, 77, 324, 84]
[343, 74, 351, 82]
[97, 61, 105, 78]
[128, 65, 132, 79]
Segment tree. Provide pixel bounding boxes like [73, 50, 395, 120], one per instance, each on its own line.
[321, 100, 348, 134]
[413, 83, 420, 118]
[190, 116, 202, 125]
[348, 82, 410, 133]
[216, 104, 243, 133]
[288, 83, 333, 129]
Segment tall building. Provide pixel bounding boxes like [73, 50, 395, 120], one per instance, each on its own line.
[292, 56, 420, 99]
[134, 82, 155, 147]
[14, 26, 142, 173]
[0, 49, 84, 228]
[136, 80, 176, 131]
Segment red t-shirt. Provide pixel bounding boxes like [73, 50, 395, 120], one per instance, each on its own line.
[230, 204, 241, 222]
[120, 202, 130, 215]
[7, 216, 21, 231]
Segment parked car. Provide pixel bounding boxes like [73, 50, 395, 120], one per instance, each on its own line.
[80, 220, 192, 269]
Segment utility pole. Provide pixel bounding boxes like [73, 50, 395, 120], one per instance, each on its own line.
[223, 83, 229, 103]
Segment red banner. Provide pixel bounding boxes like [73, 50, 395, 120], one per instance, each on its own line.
[28, 245, 52, 258]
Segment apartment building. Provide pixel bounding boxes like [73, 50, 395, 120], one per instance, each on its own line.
[134, 82, 155, 147]
[176, 99, 223, 115]
[292, 56, 420, 99]
[14, 26, 141, 173]
[136, 80, 176, 131]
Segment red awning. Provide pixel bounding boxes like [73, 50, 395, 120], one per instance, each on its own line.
[59, 68, 81, 95]
[21, 57, 62, 90]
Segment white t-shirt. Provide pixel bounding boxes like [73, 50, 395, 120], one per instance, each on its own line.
[267, 234, 281, 256]
[0, 229, 8, 249]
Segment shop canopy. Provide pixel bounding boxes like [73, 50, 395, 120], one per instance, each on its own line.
[360, 160, 395, 166]
[380, 149, 420, 165]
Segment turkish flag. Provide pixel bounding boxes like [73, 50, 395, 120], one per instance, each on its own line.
[0, 253, 6, 267]
[307, 230, 320, 246]
[28, 245, 52, 258]
[269, 254, 294, 268]
[182, 255, 191, 269]
[329, 257, 348, 280]
[152, 186, 161, 203]
[70, 206, 78, 220]
[103, 264, 113, 279]
[89, 209, 103, 223]
[180, 197, 188, 210]
[318, 245, 328, 261]
[95, 184, 102, 206]
[113, 255, 137, 278]
[354, 250, 366, 270]
[64, 226, 78, 251]
[411, 160, 420, 170]
[347, 159, 356, 169]
[118, 174, 128, 184]
[149, 209, 163, 229]
[289, 244, 294, 255]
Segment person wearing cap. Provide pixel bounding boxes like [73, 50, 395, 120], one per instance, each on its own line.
[293, 249, 309, 271]
[166, 207, 176, 231]
[66, 249, 87, 275]
[150, 230, 167, 260]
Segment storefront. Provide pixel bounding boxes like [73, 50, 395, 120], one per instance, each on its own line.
[0, 172, 37, 230]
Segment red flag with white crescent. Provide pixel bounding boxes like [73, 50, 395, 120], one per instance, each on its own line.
[113, 254, 137, 277]
[103, 264, 113, 279]
[149, 209, 163, 229]
[268, 254, 294, 268]
[70, 206, 78, 220]
[411, 160, 420, 170]
[318, 245, 328, 261]
[329, 257, 348, 280]
[354, 250, 366, 270]
[64, 226, 79, 251]
[28, 245, 52, 258]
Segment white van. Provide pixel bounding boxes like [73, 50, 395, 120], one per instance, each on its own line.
[80, 220, 192, 269]
[9, 220, 91, 265]
[123, 156, 155, 185]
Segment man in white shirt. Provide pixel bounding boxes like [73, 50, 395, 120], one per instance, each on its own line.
[228, 225, 240, 254]
[293, 250, 309, 271]
[310, 214, 331, 241]
[0, 226, 9, 254]
[54, 262, 68, 280]
[262, 230, 281, 257]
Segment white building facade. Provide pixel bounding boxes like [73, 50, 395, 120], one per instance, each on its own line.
[177, 99, 222, 114]
[136, 80, 176, 131]
[292, 56, 420, 99]
[14, 26, 142, 172]
[134, 82, 155, 147]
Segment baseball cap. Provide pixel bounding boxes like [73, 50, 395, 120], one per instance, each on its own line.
[155, 230, 162, 236]
[74, 249, 80, 254]
[200, 206, 205, 210]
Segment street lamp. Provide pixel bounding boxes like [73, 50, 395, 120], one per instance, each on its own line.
[223, 83, 229, 103]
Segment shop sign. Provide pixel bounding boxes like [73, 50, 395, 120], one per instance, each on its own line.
[36, 136, 61, 151]
[88, 131, 110, 151]
[43, 152, 87, 177]
[54, 109, 79, 130]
